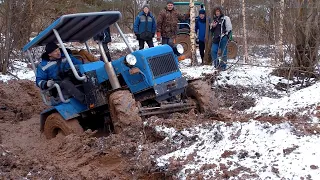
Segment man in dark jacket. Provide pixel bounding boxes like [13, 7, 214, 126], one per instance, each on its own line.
[210, 6, 232, 70]
[93, 26, 112, 61]
[195, 9, 210, 61]
[36, 42, 85, 104]
[134, 4, 156, 50]
[156, 0, 189, 45]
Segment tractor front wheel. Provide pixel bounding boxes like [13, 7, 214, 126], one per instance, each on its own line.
[44, 113, 83, 139]
[186, 80, 218, 113]
[109, 90, 142, 134]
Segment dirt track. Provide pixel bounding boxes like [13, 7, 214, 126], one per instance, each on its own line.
[1, 80, 319, 179]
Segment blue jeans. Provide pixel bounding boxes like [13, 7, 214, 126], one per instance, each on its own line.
[211, 36, 228, 70]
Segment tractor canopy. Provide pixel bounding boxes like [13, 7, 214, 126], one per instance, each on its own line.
[22, 11, 122, 52]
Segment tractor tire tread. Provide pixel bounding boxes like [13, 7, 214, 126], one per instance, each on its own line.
[109, 90, 142, 134]
[44, 113, 83, 139]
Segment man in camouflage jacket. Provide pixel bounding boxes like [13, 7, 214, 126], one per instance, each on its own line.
[156, 0, 189, 45]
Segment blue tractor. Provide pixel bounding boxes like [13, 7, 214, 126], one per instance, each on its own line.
[23, 11, 217, 139]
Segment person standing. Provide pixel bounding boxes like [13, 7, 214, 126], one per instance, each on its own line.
[93, 26, 112, 61]
[195, 9, 210, 62]
[210, 6, 232, 70]
[156, 0, 189, 45]
[134, 4, 156, 50]
[93, 10, 112, 61]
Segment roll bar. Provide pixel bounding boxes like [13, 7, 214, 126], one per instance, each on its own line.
[40, 83, 70, 106]
[53, 29, 86, 82]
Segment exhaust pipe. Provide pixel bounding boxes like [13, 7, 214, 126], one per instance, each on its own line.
[98, 41, 121, 90]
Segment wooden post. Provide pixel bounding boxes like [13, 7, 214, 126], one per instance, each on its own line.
[189, 0, 198, 66]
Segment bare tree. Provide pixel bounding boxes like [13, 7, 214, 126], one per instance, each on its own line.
[241, 0, 248, 62]
[189, 0, 197, 66]
[203, 0, 213, 65]
[276, 0, 284, 62]
[294, 0, 319, 74]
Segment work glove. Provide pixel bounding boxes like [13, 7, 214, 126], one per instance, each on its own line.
[135, 33, 140, 40]
[156, 32, 161, 42]
[46, 80, 55, 88]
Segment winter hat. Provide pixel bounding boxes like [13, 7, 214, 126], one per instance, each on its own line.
[167, 0, 174, 5]
[199, 9, 205, 15]
[142, 4, 150, 9]
[45, 42, 59, 54]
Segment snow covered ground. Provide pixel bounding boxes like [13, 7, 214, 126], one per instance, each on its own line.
[155, 120, 320, 179]
[0, 61, 35, 82]
[2, 34, 320, 179]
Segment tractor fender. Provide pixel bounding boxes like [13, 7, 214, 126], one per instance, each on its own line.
[39, 99, 85, 132]
[40, 108, 57, 132]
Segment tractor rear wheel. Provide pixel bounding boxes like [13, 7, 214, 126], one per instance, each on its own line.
[186, 80, 218, 113]
[109, 90, 142, 134]
[176, 33, 191, 59]
[218, 41, 238, 59]
[44, 113, 83, 139]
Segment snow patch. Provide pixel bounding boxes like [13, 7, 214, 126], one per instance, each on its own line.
[156, 121, 320, 179]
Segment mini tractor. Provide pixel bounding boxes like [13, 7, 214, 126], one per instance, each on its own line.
[23, 11, 217, 139]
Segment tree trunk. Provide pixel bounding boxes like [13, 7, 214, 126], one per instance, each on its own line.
[242, 0, 248, 63]
[189, 0, 197, 66]
[203, 0, 212, 65]
[2, 0, 12, 74]
[276, 0, 284, 62]
[294, 0, 319, 75]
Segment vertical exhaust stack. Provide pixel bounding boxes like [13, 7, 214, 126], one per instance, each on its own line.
[98, 41, 121, 90]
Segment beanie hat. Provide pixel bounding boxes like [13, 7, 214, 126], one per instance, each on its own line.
[142, 4, 150, 9]
[199, 9, 205, 15]
[167, 0, 174, 4]
[45, 42, 59, 54]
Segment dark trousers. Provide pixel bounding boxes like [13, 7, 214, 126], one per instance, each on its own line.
[139, 39, 154, 50]
[161, 37, 174, 46]
[102, 43, 112, 62]
[199, 40, 205, 61]
[60, 78, 85, 104]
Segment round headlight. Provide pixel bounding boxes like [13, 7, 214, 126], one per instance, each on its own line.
[176, 44, 184, 54]
[125, 54, 137, 66]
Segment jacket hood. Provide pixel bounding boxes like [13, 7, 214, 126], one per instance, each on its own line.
[41, 53, 49, 60]
[138, 11, 153, 16]
[213, 5, 224, 16]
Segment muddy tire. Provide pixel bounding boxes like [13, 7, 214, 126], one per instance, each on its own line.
[109, 90, 142, 134]
[176, 33, 191, 59]
[187, 80, 218, 113]
[44, 113, 83, 139]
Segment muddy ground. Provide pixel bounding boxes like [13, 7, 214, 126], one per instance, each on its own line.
[0, 80, 319, 179]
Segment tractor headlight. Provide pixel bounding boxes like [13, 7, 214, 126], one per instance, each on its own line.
[176, 44, 184, 54]
[125, 54, 137, 66]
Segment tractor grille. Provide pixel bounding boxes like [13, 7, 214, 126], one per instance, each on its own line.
[148, 53, 178, 78]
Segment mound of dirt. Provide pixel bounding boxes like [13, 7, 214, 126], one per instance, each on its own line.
[0, 80, 46, 123]
[214, 84, 256, 111]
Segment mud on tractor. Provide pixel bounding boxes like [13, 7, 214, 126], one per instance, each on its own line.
[23, 11, 217, 139]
